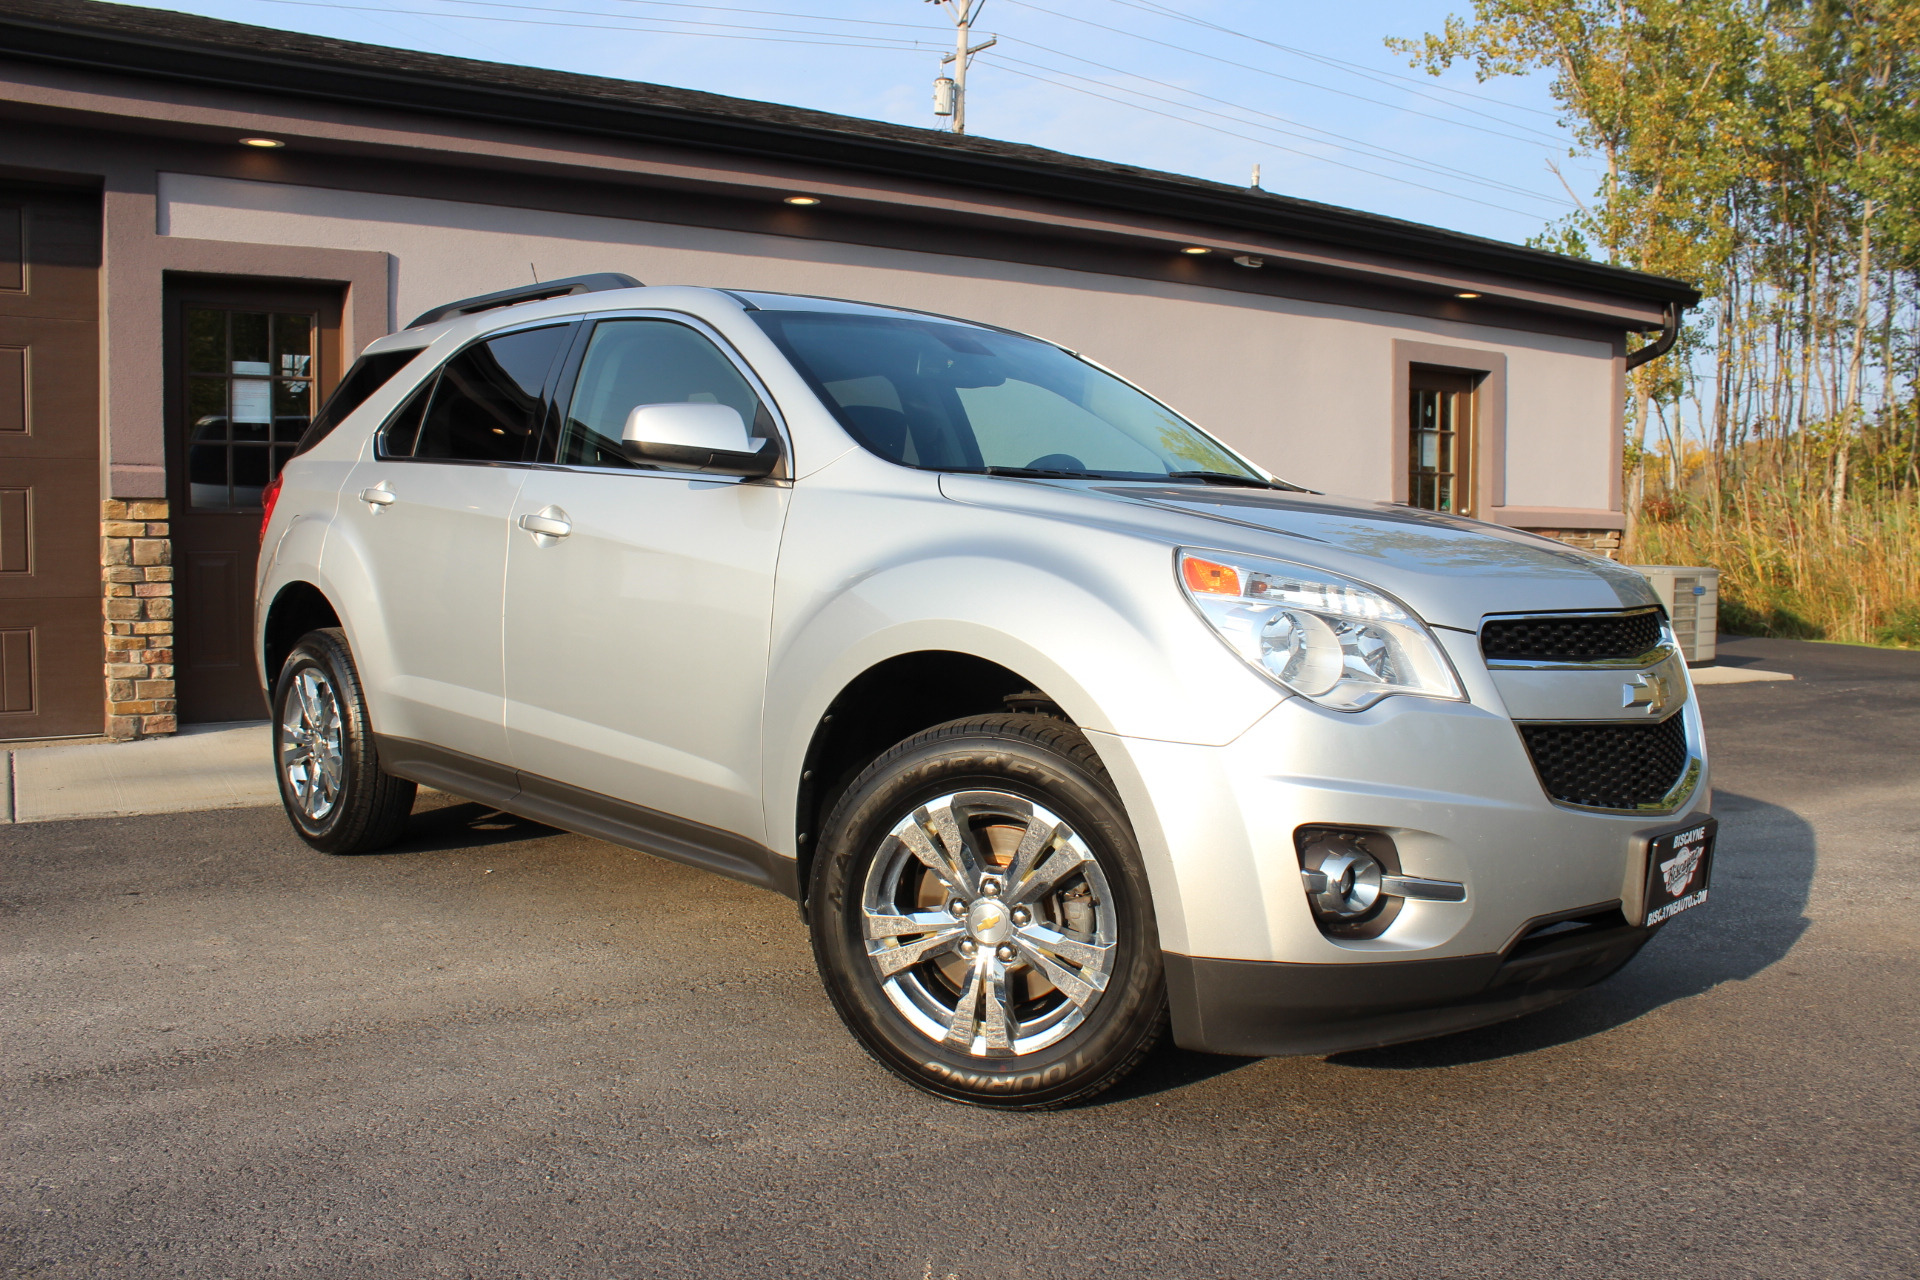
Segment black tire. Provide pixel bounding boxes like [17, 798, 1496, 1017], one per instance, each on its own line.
[809, 714, 1167, 1109]
[271, 627, 416, 855]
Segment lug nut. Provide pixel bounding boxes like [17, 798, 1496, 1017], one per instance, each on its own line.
[980, 877, 1001, 897]
[959, 939, 977, 956]
[949, 899, 967, 917]
[995, 944, 1016, 962]
[1010, 907, 1030, 926]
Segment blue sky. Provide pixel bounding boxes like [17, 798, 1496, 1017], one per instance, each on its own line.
[130, 0, 1597, 247]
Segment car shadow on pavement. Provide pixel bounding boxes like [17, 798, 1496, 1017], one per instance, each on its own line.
[1329, 789, 1814, 1071]
[340, 796, 562, 855]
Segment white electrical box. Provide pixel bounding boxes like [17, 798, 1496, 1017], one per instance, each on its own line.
[1631, 565, 1720, 665]
[933, 77, 957, 116]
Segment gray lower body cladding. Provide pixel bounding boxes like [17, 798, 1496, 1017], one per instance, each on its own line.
[1162, 912, 1656, 1057]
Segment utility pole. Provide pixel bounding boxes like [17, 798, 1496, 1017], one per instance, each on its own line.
[929, 0, 994, 134]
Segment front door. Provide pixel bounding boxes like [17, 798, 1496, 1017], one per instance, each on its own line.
[167, 278, 340, 723]
[503, 315, 789, 841]
[0, 182, 101, 741]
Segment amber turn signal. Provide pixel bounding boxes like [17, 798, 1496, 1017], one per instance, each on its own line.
[1181, 555, 1240, 596]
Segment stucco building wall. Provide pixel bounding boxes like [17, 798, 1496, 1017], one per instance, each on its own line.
[155, 172, 1619, 514]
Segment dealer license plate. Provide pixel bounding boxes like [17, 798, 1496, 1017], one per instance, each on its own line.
[1642, 816, 1716, 925]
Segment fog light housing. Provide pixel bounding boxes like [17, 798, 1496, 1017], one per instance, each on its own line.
[1296, 827, 1403, 939]
[1302, 846, 1382, 919]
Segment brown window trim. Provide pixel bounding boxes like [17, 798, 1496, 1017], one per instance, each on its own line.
[163, 274, 343, 515]
[1390, 340, 1507, 515]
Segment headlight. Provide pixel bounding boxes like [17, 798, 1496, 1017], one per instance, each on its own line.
[1177, 549, 1463, 711]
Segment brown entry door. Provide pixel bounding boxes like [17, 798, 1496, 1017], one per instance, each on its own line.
[166, 278, 340, 723]
[0, 183, 102, 741]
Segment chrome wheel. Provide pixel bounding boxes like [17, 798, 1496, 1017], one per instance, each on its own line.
[862, 789, 1117, 1058]
[279, 667, 344, 821]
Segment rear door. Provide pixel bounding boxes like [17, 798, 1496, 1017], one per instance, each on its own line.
[337, 322, 572, 766]
[502, 314, 789, 841]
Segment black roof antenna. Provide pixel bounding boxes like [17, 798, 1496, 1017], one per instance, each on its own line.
[406, 272, 643, 329]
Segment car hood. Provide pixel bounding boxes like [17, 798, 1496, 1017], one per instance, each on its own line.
[939, 475, 1657, 631]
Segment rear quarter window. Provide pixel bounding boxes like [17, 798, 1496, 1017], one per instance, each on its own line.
[295, 347, 424, 454]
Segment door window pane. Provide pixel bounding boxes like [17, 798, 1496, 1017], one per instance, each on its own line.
[560, 320, 769, 469]
[410, 325, 568, 463]
[186, 309, 225, 374]
[181, 308, 318, 509]
[231, 311, 270, 371]
[1408, 370, 1475, 515]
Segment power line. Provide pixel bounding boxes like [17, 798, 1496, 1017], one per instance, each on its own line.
[989, 45, 1570, 207]
[227, 0, 1566, 217]
[1100, 0, 1564, 122]
[981, 60, 1554, 219]
[997, 0, 1568, 146]
[236, 0, 943, 51]
[565, 0, 944, 34]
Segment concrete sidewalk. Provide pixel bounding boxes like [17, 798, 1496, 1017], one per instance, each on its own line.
[2, 722, 277, 824]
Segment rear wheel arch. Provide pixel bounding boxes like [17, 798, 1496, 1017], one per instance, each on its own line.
[262, 581, 341, 687]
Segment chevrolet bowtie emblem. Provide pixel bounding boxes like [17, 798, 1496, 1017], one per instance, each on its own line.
[1623, 672, 1673, 714]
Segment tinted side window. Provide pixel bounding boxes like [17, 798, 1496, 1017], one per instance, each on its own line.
[559, 320, 772, 469]
[297, 346, 423, 454]
[380, 379, 433, 457]
[403, 325, 569, 462]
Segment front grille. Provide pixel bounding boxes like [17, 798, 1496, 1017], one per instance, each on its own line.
[1482, 610, 1665, 663]
[1519, 714, 1690, 809]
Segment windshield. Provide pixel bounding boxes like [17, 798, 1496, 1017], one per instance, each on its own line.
[750, 311, 1267, 482]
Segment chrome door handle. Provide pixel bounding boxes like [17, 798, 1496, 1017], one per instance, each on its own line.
[518, 510, 572, 539]
[358, 483, 396, 508]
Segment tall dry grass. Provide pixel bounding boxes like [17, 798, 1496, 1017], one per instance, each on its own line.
[1624, 487, 1920, 647]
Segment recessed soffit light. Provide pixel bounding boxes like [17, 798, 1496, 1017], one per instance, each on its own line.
[240, 137, 286, 148]
[1455, 291, 1482, 299]
[783, 195, 821, 206]
[1180, 246, 1211, 255]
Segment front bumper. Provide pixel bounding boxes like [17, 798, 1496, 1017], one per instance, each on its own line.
[1163, 909, 1657, 1057]
[1087, 648, 1709, 1057]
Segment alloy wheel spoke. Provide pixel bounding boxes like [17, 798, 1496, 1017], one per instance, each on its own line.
[1005, 814, 1062, 896]
[864, 910, 958, 940]
[1005, 844, 1092, 906]
[297, 673, 322, 730]
[1014, 923, 1111, 973]
[1013, 934, 1104, 1007]
[870, 924, 966, 977]
[896, 818, 976, 898]
[926, 800, 988, 895]
[316, 747, 343, 793]
[979, 958, 1015, 1055]
[942, 960, 987, 1051]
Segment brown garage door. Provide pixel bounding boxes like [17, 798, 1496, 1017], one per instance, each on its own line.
[0, 182, 102, 741]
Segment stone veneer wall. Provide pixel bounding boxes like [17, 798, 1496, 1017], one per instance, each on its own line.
[100, 500, 176, 740]
[1526, 528, 1623, 560]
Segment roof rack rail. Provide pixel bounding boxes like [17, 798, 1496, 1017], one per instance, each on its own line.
[405, 272, 644, 329]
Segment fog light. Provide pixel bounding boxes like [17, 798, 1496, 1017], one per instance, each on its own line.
[1301, 845, 1383, 919]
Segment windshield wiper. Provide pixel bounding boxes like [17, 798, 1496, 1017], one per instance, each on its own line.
[1164, 470, 1302, 491]
[976, 465, 1106, 479]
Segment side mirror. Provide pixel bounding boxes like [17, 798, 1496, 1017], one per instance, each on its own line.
[619, 403, 777, 477]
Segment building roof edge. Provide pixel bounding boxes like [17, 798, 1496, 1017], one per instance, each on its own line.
[0, 0, 1703, 310]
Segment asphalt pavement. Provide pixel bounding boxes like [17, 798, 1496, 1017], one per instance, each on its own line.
[3, 635, 1916, 1279]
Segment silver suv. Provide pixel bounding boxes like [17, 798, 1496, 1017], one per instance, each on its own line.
[258, 275, 1715, 1108]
